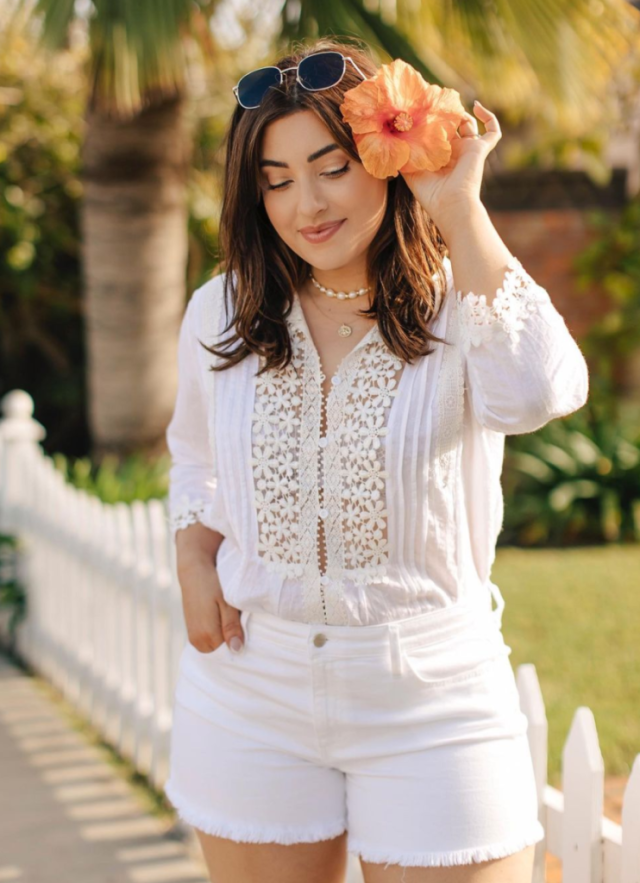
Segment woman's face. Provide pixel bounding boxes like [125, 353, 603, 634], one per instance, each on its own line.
[259, 110, 388, 279]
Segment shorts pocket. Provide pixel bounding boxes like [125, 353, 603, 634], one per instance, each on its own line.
[181, 638, 230, 681]
[400, 632, 510, 690]
[186, 638, 229, 659]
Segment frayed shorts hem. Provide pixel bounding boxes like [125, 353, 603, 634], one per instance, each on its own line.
[167, 773, 545, 867]
[164, 781, 347, 845]
[347, 820, 546, 869]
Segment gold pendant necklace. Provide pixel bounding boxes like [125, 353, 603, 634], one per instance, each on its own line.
[307, 291, 360, 337]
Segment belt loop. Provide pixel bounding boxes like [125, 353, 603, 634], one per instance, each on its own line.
[388, 624, 404, 677]
[241, 609, 252, 643]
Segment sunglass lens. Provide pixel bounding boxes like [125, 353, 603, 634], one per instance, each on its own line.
[237, 67, 282, 108]
[298, 51, 345, 91]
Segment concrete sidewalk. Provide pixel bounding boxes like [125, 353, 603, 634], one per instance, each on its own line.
[0, 652, 208, 883]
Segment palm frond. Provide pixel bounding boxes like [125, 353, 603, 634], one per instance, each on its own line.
[279, 0, 460, 92]
[399, 0, 640, 129]
[286, 0, 640, 132]
[21, 0, 224, 117]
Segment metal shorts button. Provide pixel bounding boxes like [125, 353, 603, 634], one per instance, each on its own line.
[313, 633, 328, 647]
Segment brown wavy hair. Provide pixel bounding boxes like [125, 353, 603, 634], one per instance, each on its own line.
[207, 36, 450, 374]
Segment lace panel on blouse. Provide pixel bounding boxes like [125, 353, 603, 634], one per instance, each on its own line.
[250, 306, 405, 624]
[455, 256, 551, 354]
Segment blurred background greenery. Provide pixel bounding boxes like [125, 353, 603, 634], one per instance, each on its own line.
[1, 0, 640, 781]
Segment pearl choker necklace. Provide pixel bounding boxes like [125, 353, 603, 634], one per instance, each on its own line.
[310, 274, 370, 300]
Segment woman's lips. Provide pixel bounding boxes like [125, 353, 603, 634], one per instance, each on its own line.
[300, 219, 345, 243]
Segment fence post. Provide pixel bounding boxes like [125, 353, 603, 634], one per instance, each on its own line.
[0, 390, 46, 654]
[0, 390, 46, 532]
[563, 706, 605, 883]
[516, 662, 548, 883]
[621, 754, 640, 883]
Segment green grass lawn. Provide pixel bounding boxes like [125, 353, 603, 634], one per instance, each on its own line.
[493, 544, 640, 789]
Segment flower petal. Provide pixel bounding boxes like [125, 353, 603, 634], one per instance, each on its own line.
[340, 80, 385, 135]
[355, 131, 411, 179]
[426, 85, 467, 134]
[378, 58, 430, 114]
[400, 119, 452, 173]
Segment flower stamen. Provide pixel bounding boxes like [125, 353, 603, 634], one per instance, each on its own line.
[392, 111, 413, 133]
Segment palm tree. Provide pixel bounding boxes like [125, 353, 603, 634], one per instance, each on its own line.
[18, 0, 638, 458]
[16, 1, 223, 459]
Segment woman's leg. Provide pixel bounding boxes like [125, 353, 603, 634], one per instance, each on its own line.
[195, 829, 349, 883]
[360, 843, 535, 883]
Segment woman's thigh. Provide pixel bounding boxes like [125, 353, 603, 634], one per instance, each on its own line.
[195, 829, 349, 883]
[359, 843, 535, 883]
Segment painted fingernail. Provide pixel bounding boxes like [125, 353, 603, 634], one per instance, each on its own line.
[230, 636, 243, 653]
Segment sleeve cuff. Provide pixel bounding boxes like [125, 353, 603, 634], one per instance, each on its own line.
[167, 494, 211, 535]
[455, 255, 551, 353]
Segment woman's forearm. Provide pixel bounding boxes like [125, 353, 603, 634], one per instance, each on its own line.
[437, 200, 513, 307]
[176, 523, 225, 574]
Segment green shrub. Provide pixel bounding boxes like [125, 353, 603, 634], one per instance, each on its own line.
[0, 533, 26, 643]
[502, 403, 640, 546]
[573, 197, 640, 411]
[51, 451, 171, 504]
[0, 28, 87, 455]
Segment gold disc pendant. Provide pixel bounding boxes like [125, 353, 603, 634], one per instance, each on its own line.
[338, 324, 352, 337]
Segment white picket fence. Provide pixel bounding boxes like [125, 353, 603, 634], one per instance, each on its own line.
[0, 388, 639, 883]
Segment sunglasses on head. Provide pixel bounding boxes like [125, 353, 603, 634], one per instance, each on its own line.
[232, 50, 368, 110]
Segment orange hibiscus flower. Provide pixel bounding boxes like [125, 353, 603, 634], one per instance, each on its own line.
[340, 58, 467, 179]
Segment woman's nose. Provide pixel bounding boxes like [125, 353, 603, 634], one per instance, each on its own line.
[297, 181, 329, 216]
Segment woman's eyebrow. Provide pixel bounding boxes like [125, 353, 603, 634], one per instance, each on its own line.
[259, 143, 340, 169]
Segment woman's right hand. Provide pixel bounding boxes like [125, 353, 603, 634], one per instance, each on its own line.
[176, 525, 245, 654]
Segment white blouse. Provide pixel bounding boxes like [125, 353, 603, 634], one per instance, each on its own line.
[166, 256, 589, 627]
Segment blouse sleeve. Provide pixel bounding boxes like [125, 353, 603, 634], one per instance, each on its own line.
[165, 287, 217, 537]
[450, 255, 590, 435]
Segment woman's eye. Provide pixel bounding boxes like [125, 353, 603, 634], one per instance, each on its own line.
[266, 161, 350, 191]
[324, 161, 350, 178]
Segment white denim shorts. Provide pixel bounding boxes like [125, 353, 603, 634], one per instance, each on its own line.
[164, 593, 545, 868]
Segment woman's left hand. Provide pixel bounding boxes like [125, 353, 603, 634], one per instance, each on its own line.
[400, 101, 502, 236]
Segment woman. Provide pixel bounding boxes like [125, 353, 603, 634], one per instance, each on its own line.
[164, 37, 588, 883]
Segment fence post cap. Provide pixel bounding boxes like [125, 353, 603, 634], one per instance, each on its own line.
[0, 390, 46, 442]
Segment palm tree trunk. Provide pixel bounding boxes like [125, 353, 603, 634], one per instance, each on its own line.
[80, 96, 192, 459]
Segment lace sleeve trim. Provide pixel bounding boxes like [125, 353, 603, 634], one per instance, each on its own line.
[455, 255, 551, 354]
[168, 495, 210, 534]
